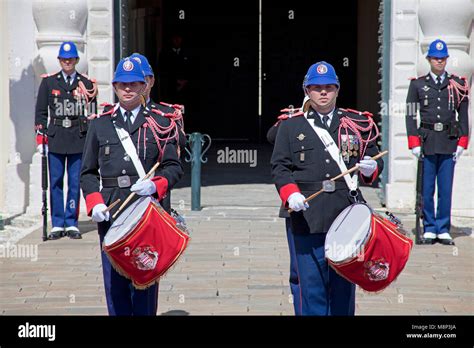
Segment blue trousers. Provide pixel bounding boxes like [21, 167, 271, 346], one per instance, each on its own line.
[99, 230, 159, 316]
[48, 152, 82, 228]
[423, 154, 456, 234]
[292, 232, 355, 316]
[285, 218, 301, 315]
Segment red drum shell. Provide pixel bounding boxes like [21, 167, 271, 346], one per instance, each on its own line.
[103, 199, 189, 289]
[327, 209, 413, 292]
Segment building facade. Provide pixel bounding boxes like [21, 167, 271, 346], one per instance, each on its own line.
[0, 0, 472, 224]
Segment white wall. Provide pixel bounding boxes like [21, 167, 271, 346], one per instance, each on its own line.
[5, 0, 36, 214]
[1, 0, 115, 216]
[0, 0, 10, 212]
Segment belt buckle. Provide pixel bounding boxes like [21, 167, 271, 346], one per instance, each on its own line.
[322, 180, 336, 192]
[434, 122, 443, 132]
[62, 118, 72, 128]
[117, 175, 131, 188]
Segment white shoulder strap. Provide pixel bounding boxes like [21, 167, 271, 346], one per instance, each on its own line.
[114, 125, 147, 179]
[307, 116, 358, 191]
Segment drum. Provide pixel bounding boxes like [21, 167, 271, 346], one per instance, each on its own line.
[324, 203, 413, 292]
[103, 196, 190, 289]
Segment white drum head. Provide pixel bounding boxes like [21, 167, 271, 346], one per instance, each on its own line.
[325, 203, 372, 262]
[104, 196, 151, 246]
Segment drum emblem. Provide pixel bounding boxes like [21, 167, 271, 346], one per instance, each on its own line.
[132, 246, 159, 271]
[364, 258, 390, 281]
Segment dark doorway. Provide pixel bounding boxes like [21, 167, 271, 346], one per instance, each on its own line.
[261, 1, 358, 137]
[121, 2, 381, 188]
[125, 1, 362, 144]
[157, 1, 259, 141]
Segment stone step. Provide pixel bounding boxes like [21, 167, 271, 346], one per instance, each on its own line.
[9, 216, 41, 229]
[0, 216, 42, 245]
[0, 212, 20, 230]
[0, 227, 15, 243]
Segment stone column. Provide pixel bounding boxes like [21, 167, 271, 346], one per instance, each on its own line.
[27, 0, 115, 216]
[5, 0, 37, 214]
[28, 0, 89, 215]
[0, 0, 9, 212]
[387, 0, 473, 223]
[87, 0, 115, 106]
[385, 0, 420, 210]
[417, 0, 473, 222]
[31, 0, 88, 77]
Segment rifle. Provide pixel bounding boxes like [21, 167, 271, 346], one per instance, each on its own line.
[414, 136, 424, 244]
[41, 134, 48, 241]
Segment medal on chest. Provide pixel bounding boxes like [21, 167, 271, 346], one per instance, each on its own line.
[340, 135, 359, 163]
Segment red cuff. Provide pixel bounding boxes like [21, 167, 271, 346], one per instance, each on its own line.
[151, 176, 169, 200]
[85, 192, 104, 216]
[407, 136, 420, 149]
[458, 136, 468, 149]
[360, 165, 379, 185]
[279, 183, 300, 206]
[36, 134, 48, 145]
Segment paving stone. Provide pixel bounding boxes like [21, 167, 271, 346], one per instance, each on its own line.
[1, 185, 472, 315]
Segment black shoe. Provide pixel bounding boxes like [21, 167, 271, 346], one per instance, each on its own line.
[48, 231, 63, 240]
[421, 232, 437, 245]
[437, 232, 455, 245]
[421, 238, 436, 245]
[438, 238, 455, 246]
[68, 231, 82, 239]
[66, 227, 82, 239]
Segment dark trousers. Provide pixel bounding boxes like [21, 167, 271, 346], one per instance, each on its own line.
[423, 154, 456, 234]
[98, 225, 159, 316]
[292, 232, 355, 316]
[285, 218, 301, 315]
[48, 152, 82, 228]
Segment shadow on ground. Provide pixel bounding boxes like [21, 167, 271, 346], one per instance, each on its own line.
[161, 309, 190, 316]
[451, 225, 472, 238]
[78, 219, 98, 235]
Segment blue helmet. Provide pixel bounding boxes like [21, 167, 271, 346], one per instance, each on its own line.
[130, 53, 154, 77]
[303, 61, 339, 88]
[58, 41, 79, 59]
[112, 58, 146, 83]
[427, 39, 449, 58]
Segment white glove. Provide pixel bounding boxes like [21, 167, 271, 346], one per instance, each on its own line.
[288, 192, 309, 212]
[130, 179, 156, 196]
[453, 146, 464, 162]
[37, 144, 48, 155]
[92, 203, 110, 223]
[358, 156, 377, 177]
[411, 146, 421, 159]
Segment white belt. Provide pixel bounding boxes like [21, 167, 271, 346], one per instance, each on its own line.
[114, 125, 147, 179]
[306, 114, 358, 191]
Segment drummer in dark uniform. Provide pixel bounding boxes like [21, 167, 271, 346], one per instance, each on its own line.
[80, 57, 183, 315]
[129, 52, 187, 213]
[271, 61, 384, 315]
[405, 39, 469, 245]
[266, 97, 310, 316]
[35, 41, 97, 240]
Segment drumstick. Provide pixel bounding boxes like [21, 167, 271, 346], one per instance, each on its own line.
[112, 161, 161, 219]
[288, 150, 388, 213]
[102, 198, 121, 213]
